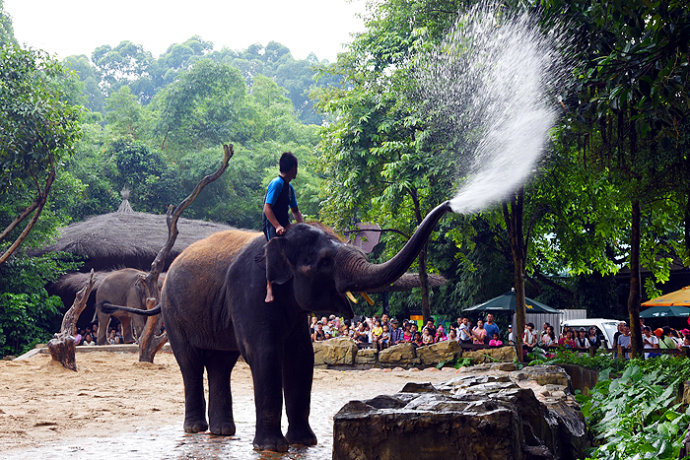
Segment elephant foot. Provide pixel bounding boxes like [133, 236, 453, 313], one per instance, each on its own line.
[209, 420, 236, 436]
[286, 425, 317, 446]
[183, 418, 208, 433]
[252, 432, 289, 452]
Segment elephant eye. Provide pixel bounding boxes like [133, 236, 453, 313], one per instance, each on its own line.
[317, 256, 334, 270]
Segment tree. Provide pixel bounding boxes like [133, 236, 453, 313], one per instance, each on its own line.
[0, 46, 82, 265]
[316, 0, 465, 322]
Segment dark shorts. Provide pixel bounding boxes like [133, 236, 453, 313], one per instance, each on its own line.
[264, 222, 277, 241]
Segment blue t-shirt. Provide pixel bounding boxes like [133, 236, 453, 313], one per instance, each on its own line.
[265, 176, 298, 209]
[484, 322, 500, 341]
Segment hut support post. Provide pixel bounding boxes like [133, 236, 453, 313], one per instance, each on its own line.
[48, 269, 95, 371]
[138, 144, 234, 363]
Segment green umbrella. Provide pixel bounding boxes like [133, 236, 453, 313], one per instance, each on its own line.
[464, 291, 561, 313]
[639, 306, 690, 318]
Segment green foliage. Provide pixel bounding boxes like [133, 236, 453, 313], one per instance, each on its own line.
[528, 348, 627, 374]
[0, 253, 81, 357]
[577, 358, 690, 460]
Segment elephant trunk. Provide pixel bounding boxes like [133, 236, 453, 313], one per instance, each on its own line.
[335, 201, 452, 292]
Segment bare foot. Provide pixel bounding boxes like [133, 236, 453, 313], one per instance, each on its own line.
[265, 293, 274, 303]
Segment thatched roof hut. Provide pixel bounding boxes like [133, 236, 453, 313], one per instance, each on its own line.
[31, 211, 235, 271]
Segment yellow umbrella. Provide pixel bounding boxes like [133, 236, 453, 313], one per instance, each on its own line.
[642, 286, 690, 307]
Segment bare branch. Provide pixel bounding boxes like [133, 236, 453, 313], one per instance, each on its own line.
[138, 144, 234, 363]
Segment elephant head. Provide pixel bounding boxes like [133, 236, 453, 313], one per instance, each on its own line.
[263, 201, 452, 318]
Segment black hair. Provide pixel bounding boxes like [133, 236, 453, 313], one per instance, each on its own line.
[279, 152, 298, 173]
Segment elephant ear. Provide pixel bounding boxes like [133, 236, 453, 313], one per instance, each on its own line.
[134, 274, 149, 301]
[264, 237, 293, 285]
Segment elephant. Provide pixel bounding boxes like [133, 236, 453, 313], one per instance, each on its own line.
[94, 268, 164, 345]
[103, 201, 451, 451]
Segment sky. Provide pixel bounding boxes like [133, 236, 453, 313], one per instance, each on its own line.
[4, 0, 368, 62]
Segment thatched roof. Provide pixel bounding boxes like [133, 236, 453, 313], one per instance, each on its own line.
[31, 212, 236, 271]
[369, 273, 448, 292]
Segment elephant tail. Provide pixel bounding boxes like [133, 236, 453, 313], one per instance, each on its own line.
[99, 301, 161, 316]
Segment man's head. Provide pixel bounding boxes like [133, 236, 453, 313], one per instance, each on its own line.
[426, 319, 434, 327]
[486, 313, 494, 323]
[279, 152, 298, 179]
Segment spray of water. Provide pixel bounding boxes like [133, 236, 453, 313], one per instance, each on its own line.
[416, 5, 567, 214]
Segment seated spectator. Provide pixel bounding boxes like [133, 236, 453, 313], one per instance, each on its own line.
[371, 320, 383, 347]
[683, 335, 690, 348]
[73, 326, 82, 346]
[507, 324, 515, 345]
[423, 319, 436, 338]
[379, 324, 391, 350]
[412, 331, 423, 347]
[403, 326, 413, 343]
[421, 328, 434, 346]
[489, 333, 502, 347]
[83, 333, 96, 346]
[390, 319, 403, 345]
[448, 329, 458, 342]
[113, 335, 122, 344]
[354, 323, 369, 344]
[107, 330, 117, 345]
[435, 325, 447, 342]
[312, 322, 326, 342]
[657, 327, 677, 350]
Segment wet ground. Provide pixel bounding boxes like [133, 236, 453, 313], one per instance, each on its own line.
[1, 365, 456, 460]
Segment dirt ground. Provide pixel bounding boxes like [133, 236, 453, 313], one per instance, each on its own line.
[0, 350, 456, 454]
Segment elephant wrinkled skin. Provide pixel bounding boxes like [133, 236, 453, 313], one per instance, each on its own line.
[104, 201, 451, 452]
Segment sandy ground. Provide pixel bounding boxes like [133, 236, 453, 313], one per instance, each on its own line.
[0, 350, 455, 455]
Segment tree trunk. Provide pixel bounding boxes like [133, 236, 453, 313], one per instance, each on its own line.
[409, 187, 432, 324]
[503, 188, 526, 362]
[48, 270, 96, 371]
[137, 144, 234, 363]
[627, 199, 643, 358]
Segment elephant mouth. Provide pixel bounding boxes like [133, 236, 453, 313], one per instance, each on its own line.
[336, 292, 355, 319]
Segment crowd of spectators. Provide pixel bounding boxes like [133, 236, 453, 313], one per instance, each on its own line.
[73, 323, 124, 346]
[309, 313, 513, 350]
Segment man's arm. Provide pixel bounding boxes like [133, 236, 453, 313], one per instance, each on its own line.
[264, 203, 286, 235]
[291, 207, 305, 223]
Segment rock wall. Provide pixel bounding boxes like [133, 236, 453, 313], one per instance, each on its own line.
[333, 364, 588, 460]
[312, 338, 515, 369]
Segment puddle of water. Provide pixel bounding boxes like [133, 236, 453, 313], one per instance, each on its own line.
[2, 420, 332, 460]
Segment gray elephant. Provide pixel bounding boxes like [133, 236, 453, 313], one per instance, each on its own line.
[94, 268, 164, 345]
[103, 202, 450, 451]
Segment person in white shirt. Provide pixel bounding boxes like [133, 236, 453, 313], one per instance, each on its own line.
[642, 326, 659, 358]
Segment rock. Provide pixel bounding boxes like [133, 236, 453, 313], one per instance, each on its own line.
[333, 364, 588, 460]
[312, 341, 327, 366]
[354, 348, 378, 365]
[462, 346, 516, 364]
[513, 365, 572, 392]
[379, 343, 419, 366]
[415, 340, 461, 366]
[321, 337, 358, 366]
[559, 363, 599, 394]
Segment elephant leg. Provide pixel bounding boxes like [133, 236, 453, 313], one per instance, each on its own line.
[205, 350, 239, 436]
[283, 332, 317, 446]
[173, 345, 208, 433]
[120, 315, 135, 343]
[96, 312, 110, 345]
[245, 344, 288, 452]
[131, 315, 146, 342]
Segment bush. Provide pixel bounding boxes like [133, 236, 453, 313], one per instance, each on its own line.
[0, 253, 80, 357]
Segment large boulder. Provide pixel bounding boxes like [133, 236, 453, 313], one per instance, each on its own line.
[415, 340, 461, 366]
[320, 337, 358, 366]
[312, 341, 328, 367]
[462, 346, 516, 364]
[354, 347, 378, 365]
[333, 365, 588, 460]
[378, 343, 419, 367]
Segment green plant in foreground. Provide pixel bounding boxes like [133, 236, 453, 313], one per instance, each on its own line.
[577, 358, 690, 460]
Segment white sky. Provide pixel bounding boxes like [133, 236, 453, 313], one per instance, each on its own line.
[4, 0, 368, 62]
